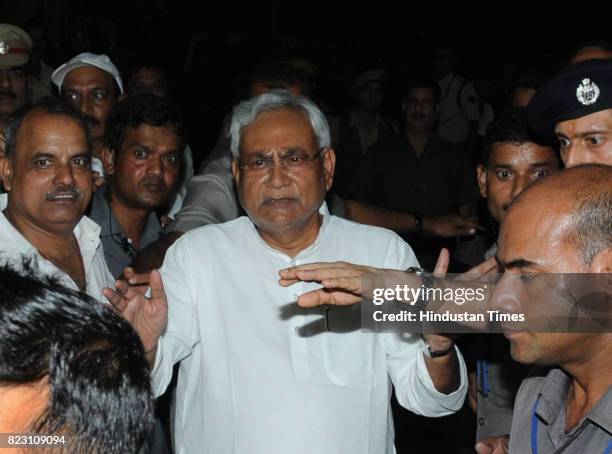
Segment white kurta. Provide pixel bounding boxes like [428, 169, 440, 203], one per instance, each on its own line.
[0, 193, 115, 302]
[153, 203, 467, 454]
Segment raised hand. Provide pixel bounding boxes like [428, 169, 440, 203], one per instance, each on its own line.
[279, 261, 382, 307]
[103, 269, 168, 355]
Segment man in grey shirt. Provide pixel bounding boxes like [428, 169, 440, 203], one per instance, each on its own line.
[489, 165, 612, 454]
[88, 94, 183, 279]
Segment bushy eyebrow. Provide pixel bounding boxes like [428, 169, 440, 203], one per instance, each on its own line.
[495, 256, 537, 270]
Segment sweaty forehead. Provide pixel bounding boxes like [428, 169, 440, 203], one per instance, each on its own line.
[489, 142, 557, 165]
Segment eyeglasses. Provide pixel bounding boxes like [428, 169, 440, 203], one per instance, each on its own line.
[238, 148, 326, 177]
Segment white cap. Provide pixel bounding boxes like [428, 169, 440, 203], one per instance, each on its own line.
[51, 52, 124, 94]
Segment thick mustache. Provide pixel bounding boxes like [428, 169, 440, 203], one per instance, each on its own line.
[0, 90, 17, 99]
[45, 185, 82, 200]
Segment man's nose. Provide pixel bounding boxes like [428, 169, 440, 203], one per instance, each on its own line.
[489, 273, 522, 314]
[509, 174, 530, 201]
[267, 157, 291, 188]
[0, 70, 12, 88]
[562, 143, 588, 168]
[53, 162, 76, 186]
[77, 97, 93, 117]
[146, 156, 163, 176]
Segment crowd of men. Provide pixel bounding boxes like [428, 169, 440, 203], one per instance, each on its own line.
[0, 22, 610, 454]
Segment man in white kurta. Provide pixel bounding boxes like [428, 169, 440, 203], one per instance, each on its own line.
[112, 91, 467, 454]
[153, 202, 467, 453]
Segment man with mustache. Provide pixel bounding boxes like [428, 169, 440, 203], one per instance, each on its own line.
[0, 24, 32, 153]
[88, 94, 182, 278]
[51, 52, 123, 183]
[0, 96, 114, 301]
[356, 79, 477, 270]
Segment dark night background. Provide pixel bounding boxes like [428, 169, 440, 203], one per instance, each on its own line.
[1, 2, 610, 452]
[2, 0, 610, 169]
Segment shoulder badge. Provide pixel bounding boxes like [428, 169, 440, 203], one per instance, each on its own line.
[576, 78, 600, 106]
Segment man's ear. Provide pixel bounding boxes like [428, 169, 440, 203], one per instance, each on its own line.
[323, 147, 336, 191]
[476, 164, 488, 199]
[590, 248, 612, 274]
[231, 157, 241, 186]
[0, 156, 14, 192]
[101, 146, 115, 175]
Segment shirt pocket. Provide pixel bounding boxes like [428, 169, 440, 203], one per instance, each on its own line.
[322, 331, 377, 389]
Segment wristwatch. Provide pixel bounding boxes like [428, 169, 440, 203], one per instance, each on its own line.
[404, 267, 433, 308]
[421, 336, 455, 358]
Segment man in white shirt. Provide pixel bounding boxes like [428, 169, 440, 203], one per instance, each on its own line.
[107, 90, 467, 454]
[0, 96, 114, 300]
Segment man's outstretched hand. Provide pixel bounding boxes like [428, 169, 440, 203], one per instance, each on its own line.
[279, 261, 405, 307]
[103, 269, 168, 362]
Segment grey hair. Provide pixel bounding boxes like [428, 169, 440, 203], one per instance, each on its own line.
[229, 89, 331, 158]
[567, 189, 612, 264]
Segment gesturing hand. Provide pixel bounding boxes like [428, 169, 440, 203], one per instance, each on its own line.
[103, 269, 168, 354]
[279, 261, 379, 307]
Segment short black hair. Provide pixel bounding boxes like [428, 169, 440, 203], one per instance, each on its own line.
[103, 93, 184, 152]
[402, 80, 442, 105]
[245, 60, 311, 98]
[4, 96, 91, 158]
[481, 107, 556, 166]
[0, 261, 154, 453]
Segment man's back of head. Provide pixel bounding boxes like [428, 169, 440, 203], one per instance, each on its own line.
[0, 263, 154, 453]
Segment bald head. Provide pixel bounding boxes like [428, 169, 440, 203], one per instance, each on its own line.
[507, 165, 612, 265]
